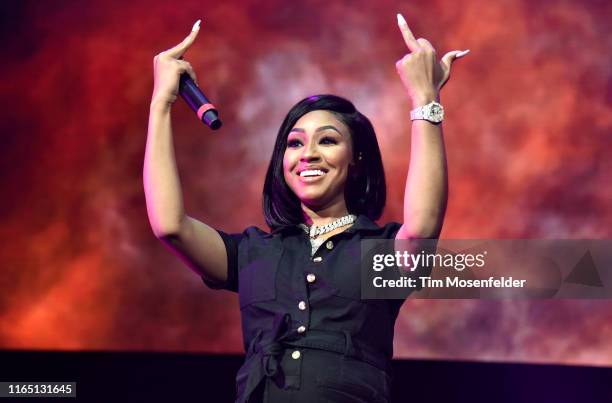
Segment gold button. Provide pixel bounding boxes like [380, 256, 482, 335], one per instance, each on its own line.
[313, 256, 323, 262]
[306, 273, 316, 283]
[326, 240, 334, 249]
[291, 350, 301, 359]
[298, 301, 306, 310]
[297, 325, 306, 333]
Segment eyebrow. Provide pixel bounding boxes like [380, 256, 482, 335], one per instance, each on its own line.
[289, 125, 343, 136]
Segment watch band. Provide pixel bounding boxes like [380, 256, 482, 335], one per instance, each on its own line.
[410, 108, 427, 120]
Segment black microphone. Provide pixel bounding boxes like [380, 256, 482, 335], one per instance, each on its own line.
[178, 73, 222, 130]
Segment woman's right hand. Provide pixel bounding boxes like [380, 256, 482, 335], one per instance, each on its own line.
[151, 19, 201, 109]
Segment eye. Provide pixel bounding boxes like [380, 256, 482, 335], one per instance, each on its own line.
[320, 137, 338, 145]
[287, 139, 302, 148]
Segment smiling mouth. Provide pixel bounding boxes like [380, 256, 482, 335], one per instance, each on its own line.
[299, 169, 326, 178]
[297, 169, 327, 183]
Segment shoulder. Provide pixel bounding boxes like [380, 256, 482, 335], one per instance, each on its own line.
[352, 214, 402, 239]
[219, 225, 271, 242]
[364, 221, 402, 240]
[242, 225, 270, 238]
[377, 221, 403, 239]
[219, 225, 285, 255]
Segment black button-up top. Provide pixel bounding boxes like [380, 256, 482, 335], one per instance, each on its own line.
[203, 214, 404, 402]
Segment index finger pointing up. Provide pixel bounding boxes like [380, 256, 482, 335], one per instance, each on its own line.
[396, 13, 420, 52]
[165, 19, 201, 59]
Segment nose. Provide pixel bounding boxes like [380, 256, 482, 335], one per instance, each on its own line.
[299, 139, 320, 162]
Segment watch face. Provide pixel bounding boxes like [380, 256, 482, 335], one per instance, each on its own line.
[426, 103, 444, 122]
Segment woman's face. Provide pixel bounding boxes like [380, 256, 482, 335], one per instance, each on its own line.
[283, 110, 354, 209]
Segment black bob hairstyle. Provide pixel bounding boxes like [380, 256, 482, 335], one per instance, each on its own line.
[263, 94, 387, 231]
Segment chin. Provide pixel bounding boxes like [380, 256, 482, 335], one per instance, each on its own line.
[290, 183, 345, 205]
[295, 193, 325, 205]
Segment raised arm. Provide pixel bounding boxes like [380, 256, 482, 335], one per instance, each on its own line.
[393, 13, 469, 239]
[399, 100, 447, 239]
[143, 20, 228, 285]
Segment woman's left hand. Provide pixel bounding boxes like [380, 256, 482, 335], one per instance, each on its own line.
[395, 13, 469, 107]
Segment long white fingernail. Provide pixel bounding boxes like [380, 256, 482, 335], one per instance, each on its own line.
[192, 19, 201, 32]
[397, 13, 406, 26]
[455, 49, 470, 58]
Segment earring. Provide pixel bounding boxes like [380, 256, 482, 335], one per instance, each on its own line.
[358, 152, 363, 161]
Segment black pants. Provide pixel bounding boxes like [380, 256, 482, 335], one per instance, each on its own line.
[247, 348, 391, 403]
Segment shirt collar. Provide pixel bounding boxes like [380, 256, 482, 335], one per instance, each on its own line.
[263, 214, 380, 239]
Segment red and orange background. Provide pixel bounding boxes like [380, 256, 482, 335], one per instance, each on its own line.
[0, 0, 611, 366]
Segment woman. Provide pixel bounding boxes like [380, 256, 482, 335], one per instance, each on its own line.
[144, 15, 468, 403]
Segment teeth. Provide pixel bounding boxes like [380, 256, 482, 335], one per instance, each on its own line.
[300, 169, 325, 177]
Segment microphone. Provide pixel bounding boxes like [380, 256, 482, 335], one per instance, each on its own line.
[178, 73, 222, 130]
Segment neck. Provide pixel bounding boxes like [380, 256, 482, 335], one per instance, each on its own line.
[300, 198, 351, 227]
